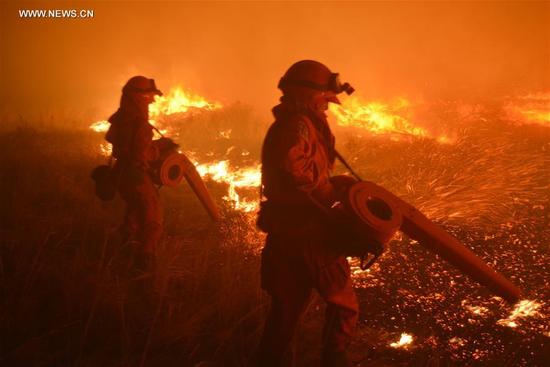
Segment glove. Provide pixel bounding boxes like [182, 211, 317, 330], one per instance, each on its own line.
[326, 201, 387, 258]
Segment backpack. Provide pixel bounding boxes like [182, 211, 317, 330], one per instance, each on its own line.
[91, 164, 117, 201]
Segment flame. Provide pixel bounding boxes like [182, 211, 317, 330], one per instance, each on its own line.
[99, 142, 112, 156]
[505, 92, 550, 125]
[195, 160, 261, 212]
[390, 333, 414, 348]
[497, 299, 543, 328]
[90, 86, 221, 155]
[330, 97, 425, 136]
[90, 120, 110, 133]
[329, 96, 456, 143]
[149, 86, 221, 118]
[89, 84, 261, 213]
[462, 300, 489, 316]
[84, 87, 549, 362]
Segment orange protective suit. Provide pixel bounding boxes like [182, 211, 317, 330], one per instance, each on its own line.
[257, 102, 358, 367]
[106, 101, 162, 255]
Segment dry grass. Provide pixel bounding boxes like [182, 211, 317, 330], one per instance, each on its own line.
[0, 103, 548, 366]
[0, 124, 265, 366]
[0, 119, 330, 366]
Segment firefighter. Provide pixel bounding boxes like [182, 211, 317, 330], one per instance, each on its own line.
[105, 75, 163, 272]
[256, 60, 357, 367]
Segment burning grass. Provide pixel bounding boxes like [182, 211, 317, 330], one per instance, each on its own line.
[1, 96, 549, 366]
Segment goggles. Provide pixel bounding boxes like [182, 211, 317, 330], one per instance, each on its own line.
[278, 73, 355, 96]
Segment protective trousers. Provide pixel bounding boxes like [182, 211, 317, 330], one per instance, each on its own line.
[257, 232, 358, 367]
[118, 170, 163, 255]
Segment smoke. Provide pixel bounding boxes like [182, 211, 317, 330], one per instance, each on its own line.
[1, 1, 549, 123]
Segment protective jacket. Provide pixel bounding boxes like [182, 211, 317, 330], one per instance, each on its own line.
[257, 101, 358, 367]
[105, 105, 162, 255]
[106, 108, 158, 169]
[259, 102, 338, 234]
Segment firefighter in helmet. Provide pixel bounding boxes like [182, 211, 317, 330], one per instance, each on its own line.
[256, 60, 357, 367]
[105, 76, 163, 272]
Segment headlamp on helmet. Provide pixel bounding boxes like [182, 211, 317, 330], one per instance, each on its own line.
[278, 71, 354, 96]
[329, 73, 355, 96]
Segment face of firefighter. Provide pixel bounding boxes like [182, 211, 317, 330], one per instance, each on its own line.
[138, 92, 157, 105]
[312, 91, 338, 112]
[126, 91, 157, 117]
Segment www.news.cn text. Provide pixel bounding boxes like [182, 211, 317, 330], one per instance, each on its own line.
[19, 9, 94, 19]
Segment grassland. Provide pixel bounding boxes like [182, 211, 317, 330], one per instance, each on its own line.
[0, 103, 548, 366]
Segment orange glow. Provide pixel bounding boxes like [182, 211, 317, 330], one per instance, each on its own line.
[89, 86, 220, 133]
[89, 85, 262, 213]
[149, 86, 221, 118]
[390, 333, 414, 348]
[329, 96, 451, 143]
[462, 300, 490, 316]
[3, 1, 550, 364]
[195, 160, 261, 212]
[505, 93, 550, 125]
[89, 85, 263, 213]
[90, 120, 110, 133]
[90, 86, 220, 153]
[99, 142, 112, 156]
[497, 299, 542, 328]
[329, 97, 420, 135]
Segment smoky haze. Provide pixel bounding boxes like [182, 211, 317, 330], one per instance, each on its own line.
[1, 1, 549, 123]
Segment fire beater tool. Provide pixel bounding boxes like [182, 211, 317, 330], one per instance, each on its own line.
[151, 137, 221, 221]
[334, 150, 522, 303]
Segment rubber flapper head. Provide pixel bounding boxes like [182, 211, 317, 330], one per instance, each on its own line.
[345, 181, 403, 245]
[159, 152, 191, 187]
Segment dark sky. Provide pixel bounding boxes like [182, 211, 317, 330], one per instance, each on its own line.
[1, 1, 549, 122]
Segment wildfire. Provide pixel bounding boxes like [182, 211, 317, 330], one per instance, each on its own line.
[505, 92, 550, 125]
[497, 300, 543, 328]
[390, 333, 414, 349]
[88, 84, 263, 213]
[84, 85, 549, 362]
[330, 96, 426, 138]
[90, 120, 110, 133]
[149, 86, 221, 118]
[462, 300, 489, 316]
[99, 142, 112, 156]
[89, 86, 221, 135]
[195, 160, 261, 212]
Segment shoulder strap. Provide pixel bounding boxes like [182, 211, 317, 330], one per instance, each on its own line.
[334, 150, 363, 182]
[150, 123, 164, 138]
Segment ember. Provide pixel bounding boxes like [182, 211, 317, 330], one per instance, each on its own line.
[390, 333, 414, 348]
[4, 2, 549, 365]
[497, 300, 543, 328]
[87, 86, 549, 364]
[462, 300, 489, 316]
